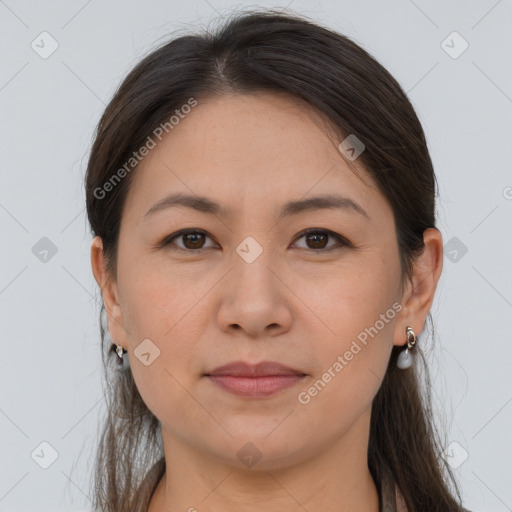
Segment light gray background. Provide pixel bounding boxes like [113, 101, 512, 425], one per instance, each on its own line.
[0, 1, 511, 511]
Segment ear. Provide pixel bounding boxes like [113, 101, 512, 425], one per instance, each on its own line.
[90, 236, 129, 346]
[392, 228, 443, 347]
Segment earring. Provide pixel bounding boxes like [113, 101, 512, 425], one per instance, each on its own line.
[397, 326, 417, 369]
[115, 344, 126, 359]
[111, 343, 129, 369]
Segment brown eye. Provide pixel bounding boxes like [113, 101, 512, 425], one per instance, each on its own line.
[181, 232, 206, 249]
[305, 232, 328, 249]
[161, 228, 350, 253]
[293, 229, 349, 251]
[163, 230, 216, 251]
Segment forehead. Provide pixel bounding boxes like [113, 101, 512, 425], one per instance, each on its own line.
[122, 92, 389, 225]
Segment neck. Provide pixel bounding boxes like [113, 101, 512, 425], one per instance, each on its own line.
[150, 466, 379, 512]
[148, 410, 380, 512]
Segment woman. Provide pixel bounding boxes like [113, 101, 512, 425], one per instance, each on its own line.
[86, 9, 470, 512]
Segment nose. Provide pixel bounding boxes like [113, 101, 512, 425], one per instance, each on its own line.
[216, 249, 293, 339]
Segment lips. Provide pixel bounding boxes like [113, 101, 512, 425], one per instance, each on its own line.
[205, 361, 306, 398]
[206, 360, 305, 377]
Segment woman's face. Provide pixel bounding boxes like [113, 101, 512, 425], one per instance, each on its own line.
[95, 92, 422, 470]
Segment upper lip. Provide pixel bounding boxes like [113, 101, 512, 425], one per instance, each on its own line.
[206, 361, 305, 377]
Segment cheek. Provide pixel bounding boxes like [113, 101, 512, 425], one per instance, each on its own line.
[121, 267, 208, 424]
[296, 296, 395, 432]
[303, 258, 397, 341]
[119, 252, 199, 336]
[298, 261, 398, 404]
[118, 257, 211, 380]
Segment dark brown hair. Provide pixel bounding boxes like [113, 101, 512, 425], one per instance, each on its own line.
[85, 8, 465, 512]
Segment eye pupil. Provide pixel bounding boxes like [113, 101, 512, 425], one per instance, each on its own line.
[183, 232, 205, 249]
[307, 232, 328, 249]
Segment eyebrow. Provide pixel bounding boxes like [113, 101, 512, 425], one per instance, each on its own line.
[143, 192, 369, 221]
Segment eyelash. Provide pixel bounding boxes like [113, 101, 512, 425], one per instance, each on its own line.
[159, 228, 352, 253]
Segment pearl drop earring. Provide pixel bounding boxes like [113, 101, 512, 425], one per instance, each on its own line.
[397, 326, 417, 369]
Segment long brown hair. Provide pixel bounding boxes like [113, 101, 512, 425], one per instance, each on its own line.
[85, 8, 465, 511]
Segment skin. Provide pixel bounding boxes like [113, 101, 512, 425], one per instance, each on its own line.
[91, 92, 443, 512]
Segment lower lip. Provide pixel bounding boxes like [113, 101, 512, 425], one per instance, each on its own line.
[206, 374, 305, 397]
